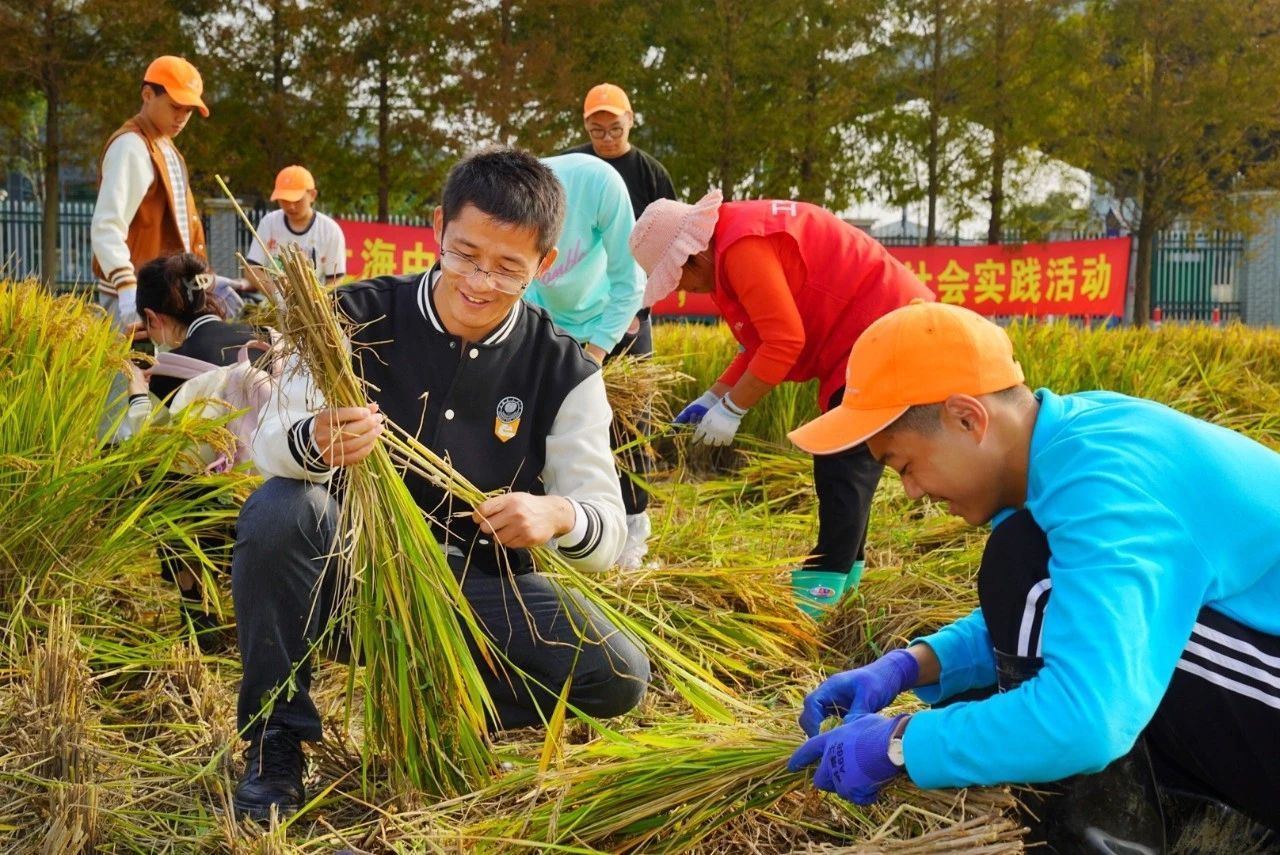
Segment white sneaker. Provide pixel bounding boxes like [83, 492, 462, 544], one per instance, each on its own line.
[617, 513, 652, 570]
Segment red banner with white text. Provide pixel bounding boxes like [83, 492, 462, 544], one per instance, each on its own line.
[337, 219, 439, 282]
[651, 237, 1130, 319]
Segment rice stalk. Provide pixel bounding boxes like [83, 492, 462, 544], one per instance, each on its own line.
[461, 723, 823, 853]
[262, 242, 498, 796]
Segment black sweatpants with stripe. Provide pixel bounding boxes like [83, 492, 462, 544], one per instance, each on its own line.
[979, 509, 1280, 832]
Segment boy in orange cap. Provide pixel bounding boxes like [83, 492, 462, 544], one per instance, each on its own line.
[246, 165, 347, 287]
[787, 302, 1280, 847]
[630, 193, 933, 615]
[92, 55, 209, 331]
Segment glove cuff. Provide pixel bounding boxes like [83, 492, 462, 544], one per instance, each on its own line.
[720, 393, 748, 417]
[881, 649, 922, 694]
[853, 713, 909, 786]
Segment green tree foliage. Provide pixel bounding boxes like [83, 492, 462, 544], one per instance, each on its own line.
[1066, 0, 1280, 325]
[958, 0, 1082, 243]
[0, 0, 183, 287]
[179, 0, 342, 206]
[860, 0, 986, 244]
[639, 0, 877, 209]
[306, 0, 458, 219]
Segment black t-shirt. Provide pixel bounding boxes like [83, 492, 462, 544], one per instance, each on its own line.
[565, 143, 676, 219]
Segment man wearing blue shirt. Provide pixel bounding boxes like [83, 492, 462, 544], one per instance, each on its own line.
[787, 301, 1280, 848]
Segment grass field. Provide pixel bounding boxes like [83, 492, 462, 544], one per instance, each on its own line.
[2, 282, 1277, 853]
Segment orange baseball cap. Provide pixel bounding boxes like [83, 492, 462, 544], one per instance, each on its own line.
[144, 56, 209, 118]
[271, 165, 316, 202]
[583, 83, 631, 118]
[788, 301, 1025, 454]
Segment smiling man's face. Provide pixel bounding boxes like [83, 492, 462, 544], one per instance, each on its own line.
[431, 203, 556, 341]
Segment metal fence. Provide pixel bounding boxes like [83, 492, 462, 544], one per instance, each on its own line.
[0, 200, 96, 288]
[0, 200, 1246, 323]
[1149, 230, 1244, 322]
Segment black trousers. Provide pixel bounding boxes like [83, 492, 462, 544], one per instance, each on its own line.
[978, 509, 1280, 839]
[606, 317, 653, 516]
[231, 477, 651, 741]
[805, 386, 885, 571]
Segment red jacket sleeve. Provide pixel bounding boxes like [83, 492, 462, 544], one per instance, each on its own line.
[716, 236, 805, 387]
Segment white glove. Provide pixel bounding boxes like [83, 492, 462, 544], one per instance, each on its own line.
[693, 394, 747, 446]
[116, 285, 139, 327]
[673, 390, 722, 425]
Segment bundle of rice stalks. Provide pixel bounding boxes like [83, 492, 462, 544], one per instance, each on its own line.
[263, 242, 497, 796]
[609, 561, 817, 689]
[601, 354, 687, 441]
[0, 604, 103, 852]
[458, 723, 824, 852]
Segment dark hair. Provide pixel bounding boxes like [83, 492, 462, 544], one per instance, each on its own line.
[143, 82, 167, 97]
[136, 253, 222, 325]
[440, 147, 565, 256]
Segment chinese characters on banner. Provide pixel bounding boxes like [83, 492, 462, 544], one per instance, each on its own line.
[650, 237, 1131, 319]
[335, 219, 439, 281]
[893, 237, 1129, 317]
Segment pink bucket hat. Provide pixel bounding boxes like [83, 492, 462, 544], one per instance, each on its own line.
[630, 189, 723, 307]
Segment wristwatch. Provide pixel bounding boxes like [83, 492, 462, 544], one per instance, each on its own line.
[887, 714, 912, 769]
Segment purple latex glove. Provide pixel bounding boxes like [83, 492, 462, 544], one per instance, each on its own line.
[798, 649, 919, 736]
[788, 713, 906, 805]
[673, 390, 721, 425]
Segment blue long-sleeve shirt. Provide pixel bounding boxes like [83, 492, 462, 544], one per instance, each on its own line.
[904, 389, 1280, 788]
[528, 154, 641, 352]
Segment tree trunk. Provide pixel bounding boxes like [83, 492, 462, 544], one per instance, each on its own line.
[988, 133, 1005, 244]
[987, 0, 1007, 244]
[1131, 165, 1160, 327]
[926, 0, 943, 246]
[41, 79, 59, 291]
[377, 62, 389, 222]
[1132, 215, 1156, 328]
[717, 0, 736, 196]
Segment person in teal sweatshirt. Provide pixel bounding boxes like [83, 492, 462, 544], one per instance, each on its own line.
[786, 301, 1280, 850]
[530, 153, 650, 568]
[530, 153, 641, 360]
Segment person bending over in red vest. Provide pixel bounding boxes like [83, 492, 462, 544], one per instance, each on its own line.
[630, 192, 934, 616]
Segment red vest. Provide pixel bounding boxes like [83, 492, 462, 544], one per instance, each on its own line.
[712, 200, 934, 407]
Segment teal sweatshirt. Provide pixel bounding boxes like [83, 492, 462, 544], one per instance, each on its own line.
[528, 154, 641, 352]
[903, 389, 1280, 788]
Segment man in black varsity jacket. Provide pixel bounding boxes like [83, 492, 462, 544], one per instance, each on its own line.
[230, 148, 649, 822]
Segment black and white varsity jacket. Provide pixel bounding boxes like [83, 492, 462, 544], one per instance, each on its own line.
[253, 269, 625, 574]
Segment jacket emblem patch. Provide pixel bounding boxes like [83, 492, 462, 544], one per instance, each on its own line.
[494, 396, 524, 442]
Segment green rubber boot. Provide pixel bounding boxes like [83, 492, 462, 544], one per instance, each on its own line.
[791, 569, 850, 620]
[847, 559, 866, 590]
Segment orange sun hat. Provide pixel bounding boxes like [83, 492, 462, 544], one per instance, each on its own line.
[788, 301, 1025, 454]
[144, 56, 209, 118]
[271, 165, 316, 202]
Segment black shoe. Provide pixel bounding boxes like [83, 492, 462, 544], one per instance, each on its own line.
[179, 600, 234, 654]
[233, 727, 306, 822]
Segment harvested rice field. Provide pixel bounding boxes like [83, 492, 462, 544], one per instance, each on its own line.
[2, 279, 1278, 853]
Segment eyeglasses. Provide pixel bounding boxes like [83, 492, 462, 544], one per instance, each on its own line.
[587, 126, 627, 140]
[439, 249, 529, 295]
